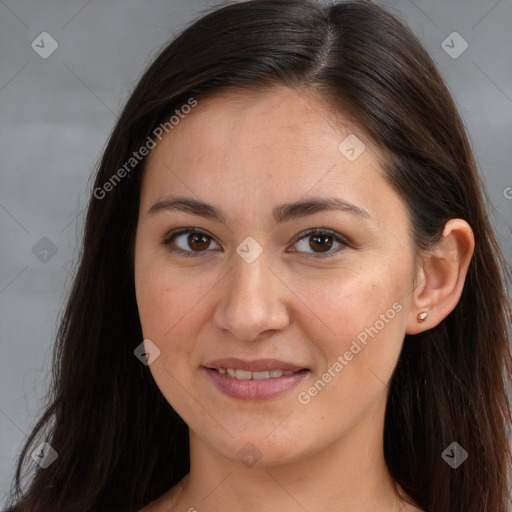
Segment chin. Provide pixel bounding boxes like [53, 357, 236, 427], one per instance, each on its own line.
[200, 427, 314, 468]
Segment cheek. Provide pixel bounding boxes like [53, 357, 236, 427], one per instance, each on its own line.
[291, 265, 407, 402]
[135, 250, 201, 338]
[134, 252, 222, 379]
[134, 258, 203, 411]
[292, 263, 406, 348]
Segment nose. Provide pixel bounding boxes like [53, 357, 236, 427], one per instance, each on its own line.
[212, 248, 290, 342]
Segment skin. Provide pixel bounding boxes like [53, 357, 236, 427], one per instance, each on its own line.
[134, 84, 474, 512]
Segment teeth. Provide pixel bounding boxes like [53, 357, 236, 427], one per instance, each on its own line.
[216, 368, 297, 379]
[235, 369, 252, 380]
[253, 370, 270, 380]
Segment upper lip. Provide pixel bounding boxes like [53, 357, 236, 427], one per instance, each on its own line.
[204, 358, 307, 372]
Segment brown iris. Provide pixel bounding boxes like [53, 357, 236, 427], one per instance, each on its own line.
[310, 234, 333, 253]
[187, 233, 210, 251]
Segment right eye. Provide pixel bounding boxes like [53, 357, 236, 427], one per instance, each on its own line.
[162, 228, 221, 257]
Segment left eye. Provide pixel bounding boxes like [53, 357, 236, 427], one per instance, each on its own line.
[290, 228, 349, 258]
[162, 227, 350, 258]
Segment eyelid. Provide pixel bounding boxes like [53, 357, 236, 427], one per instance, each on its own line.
[289, 227, 354, 255]
[162, 227, 220, 257]
[162, 227, 353, 258]
[163, 226, 212, 244]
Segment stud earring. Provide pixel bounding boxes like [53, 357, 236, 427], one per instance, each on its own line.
[417, 311, 428, 322]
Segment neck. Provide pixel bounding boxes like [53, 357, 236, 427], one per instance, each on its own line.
[174, 396, 408, 512]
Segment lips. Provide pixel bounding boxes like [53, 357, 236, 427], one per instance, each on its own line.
[203, 358, 310, 400]
[204, 357, 307, 373]
[216, 368, 296, 380]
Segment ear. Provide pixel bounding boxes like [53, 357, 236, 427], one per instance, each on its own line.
[406, 219, 475, 335]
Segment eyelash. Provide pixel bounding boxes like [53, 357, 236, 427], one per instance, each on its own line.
[162, 227, 352, 259]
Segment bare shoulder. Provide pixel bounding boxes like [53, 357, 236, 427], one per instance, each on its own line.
[137, 476, 188, 512]
[397, 485, 425, 512]
[403, 501, 425, 512]
[137, 489, 179, 512]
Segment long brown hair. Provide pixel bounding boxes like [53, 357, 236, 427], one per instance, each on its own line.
[5, 1, 511, 511]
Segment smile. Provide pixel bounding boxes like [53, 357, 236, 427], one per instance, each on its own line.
[213, 368, 297, 379]
[203, 357, 310, 400]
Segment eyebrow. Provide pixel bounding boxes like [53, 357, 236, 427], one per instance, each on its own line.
[147, 196, 369, 224]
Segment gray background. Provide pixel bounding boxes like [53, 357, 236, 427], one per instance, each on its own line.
[1, 0, 511, 506]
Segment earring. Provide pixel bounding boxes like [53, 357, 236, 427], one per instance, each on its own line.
[417, 311, 428, 322]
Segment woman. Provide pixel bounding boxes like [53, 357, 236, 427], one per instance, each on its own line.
[5, 1, 511, 511]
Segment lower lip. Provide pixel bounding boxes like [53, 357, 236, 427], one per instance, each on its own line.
[204, 367, 309, 401]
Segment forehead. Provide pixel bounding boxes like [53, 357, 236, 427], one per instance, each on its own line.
[152, 85, 367, 160]
[140, 85, 404, 227]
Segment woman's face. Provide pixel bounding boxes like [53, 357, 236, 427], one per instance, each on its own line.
[134, 85, 417, 467]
